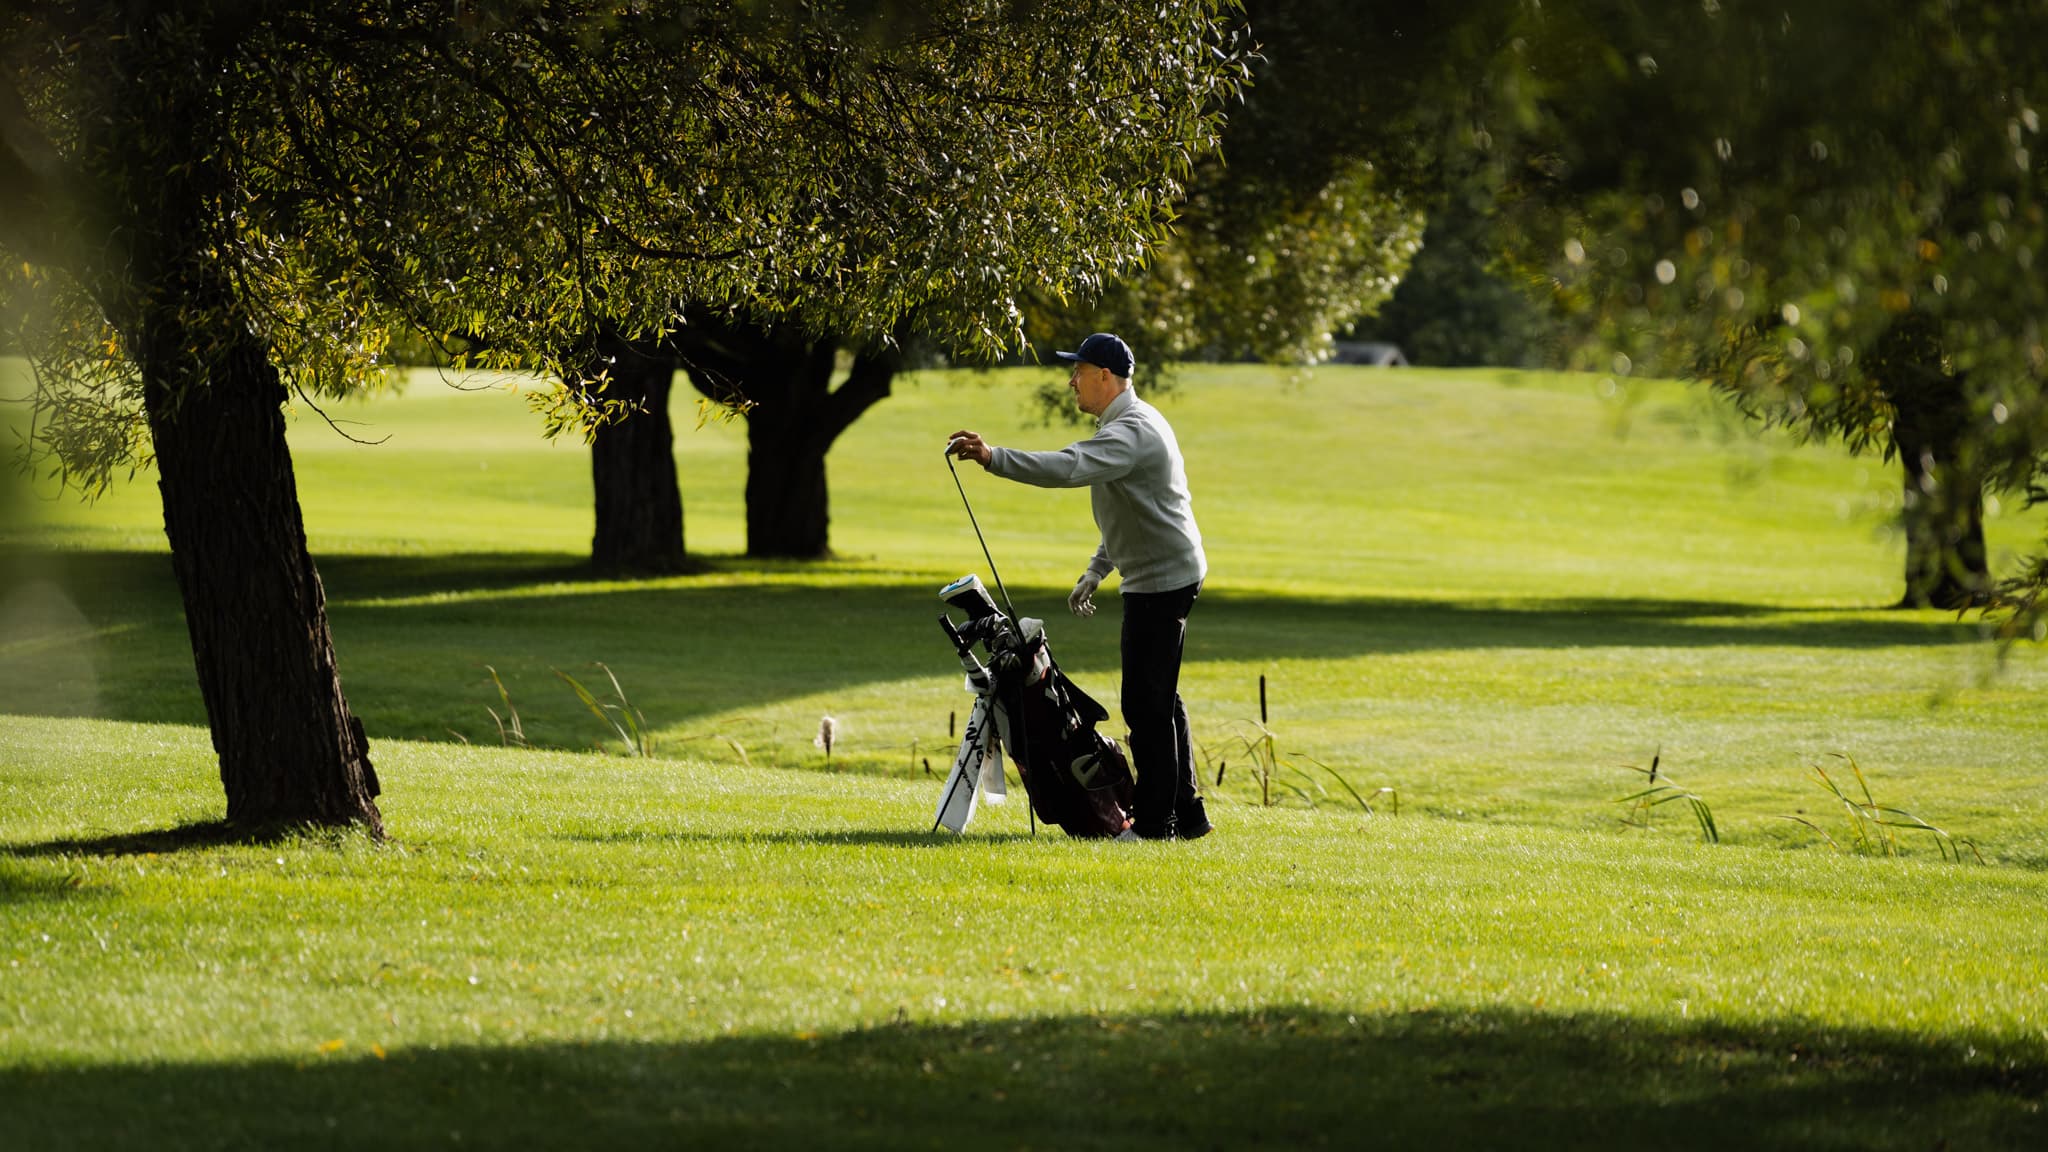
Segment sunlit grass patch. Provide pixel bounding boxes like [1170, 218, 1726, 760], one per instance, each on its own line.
[4, 722, 2047, 1148]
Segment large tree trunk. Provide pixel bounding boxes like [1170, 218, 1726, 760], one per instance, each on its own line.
[1895, 444, 1989, 610]
[138, 291, 383, 834]
[676, 316, 903, 560]
[1872, 314, 1991, 609]
[744, 406, 838, 558]
[586, 334, 687, 573]
[11, 17, 380, 833]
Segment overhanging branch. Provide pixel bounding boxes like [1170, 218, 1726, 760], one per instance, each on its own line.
[0, 75, 66, 267]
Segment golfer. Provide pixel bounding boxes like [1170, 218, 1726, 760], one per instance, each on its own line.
[948, 333, 1209, 841]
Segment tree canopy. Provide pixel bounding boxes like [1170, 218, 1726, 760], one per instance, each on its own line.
[0, 0, 1249, 829]
[1016, 1, 1536, 376]
[2, 0, 1247, 487]
[1346, 186, 1560, 368]
[1482, 0, 2048, 622]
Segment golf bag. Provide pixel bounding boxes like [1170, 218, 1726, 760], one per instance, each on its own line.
[931, 574, 1135, 838]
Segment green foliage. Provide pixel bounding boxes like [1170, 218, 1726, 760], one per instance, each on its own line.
[1024, 1, 1490, 367]
[1216, 673, 1387, 814]
[1030, 155, 1425, 367]
[554, 662, 655, 758]
[482, 665, 528, 750]
[0, 0, 1248, 489]
[1347, 185, 1561, 367]
[491, 655, 758, 765]
[1292, 753, 1394, 816]
[1479, 0, 2048, 625]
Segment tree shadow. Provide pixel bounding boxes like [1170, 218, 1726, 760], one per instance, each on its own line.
[563, 827, 1042, 848]
[1, 1007, 2040, 1149]
[560, 828, 1044, 848]
[0, 859, 91, 905]
[0, 818, 317, 860]
[0, 549, 2011, 743]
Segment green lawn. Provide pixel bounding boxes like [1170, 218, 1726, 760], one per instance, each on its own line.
[3, 362, 2045, 1147]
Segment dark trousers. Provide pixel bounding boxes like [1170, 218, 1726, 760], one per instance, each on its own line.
[1121, 581, 1201, 837]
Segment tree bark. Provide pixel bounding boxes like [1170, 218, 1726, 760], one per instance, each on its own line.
[137, 290, 383, 834]
[1872, 314, 1990, 609]
[676, 316, 902, 560]
[586, 334, 687, 573]
[1894, 427, 1990, 610]
[740, 336, 840, 558]
[745, 405, 834, 558]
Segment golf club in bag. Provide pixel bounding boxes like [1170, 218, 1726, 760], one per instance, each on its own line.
[932, 574, 1136, 837]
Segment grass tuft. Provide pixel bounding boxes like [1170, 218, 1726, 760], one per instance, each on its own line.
[482, 664, 527, 749]
[1779, 752, 1982, 863]
[1615, 750, 1720, 844]
[554, 661, 655, 757]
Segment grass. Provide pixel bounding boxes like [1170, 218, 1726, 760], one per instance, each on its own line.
[4, 363, 2043, 860]
[1785, 751, 1984, 863]
[4, 718, 2046, 1148]
[3, 361, 2047, 1147]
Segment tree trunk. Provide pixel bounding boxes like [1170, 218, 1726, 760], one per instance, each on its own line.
[139, 296, 383, 834]
[676, 316, 903, 560]
[19, 16, 382, 833]
[745, 391, 835, 558]
[1872, 314, 1991, 609]
[1895, 437, 1990, 610]
[586, 335, 687, 573]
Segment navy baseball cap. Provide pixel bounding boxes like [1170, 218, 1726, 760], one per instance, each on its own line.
[1055, 332, 1134, 378]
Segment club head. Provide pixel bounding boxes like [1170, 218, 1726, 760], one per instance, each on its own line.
[939, 574, 1001, 622]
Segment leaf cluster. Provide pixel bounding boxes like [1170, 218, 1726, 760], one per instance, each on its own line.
[1025, 0, 1495, 368]
[0, 0, 1248, 486]
[1480, 0, 2048, 628]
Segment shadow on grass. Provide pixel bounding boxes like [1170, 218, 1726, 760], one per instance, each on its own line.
[0, 820, 1042, 862]
[1, 1008, 2041, 1150]
[0, 549, 2010, 742]
[560, 828, 1041, 848]
[0, 858, 90, 904]
[0, 819, 360, 860]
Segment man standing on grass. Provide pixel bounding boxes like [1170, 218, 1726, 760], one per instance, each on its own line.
[948, 333, 1210, 841]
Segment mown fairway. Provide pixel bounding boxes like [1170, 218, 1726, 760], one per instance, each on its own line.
[3, 363, 2045, 1148]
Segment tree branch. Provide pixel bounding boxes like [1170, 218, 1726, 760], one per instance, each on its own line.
[0, 75, 67, 267]
[821, 331, 902, 444]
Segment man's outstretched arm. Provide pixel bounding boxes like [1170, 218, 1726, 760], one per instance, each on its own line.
[950, 426, 1139, 489]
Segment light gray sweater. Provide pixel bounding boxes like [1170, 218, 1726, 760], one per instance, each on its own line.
[988, 388, 1207, 594]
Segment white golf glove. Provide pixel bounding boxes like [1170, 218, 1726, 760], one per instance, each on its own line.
[1069, 571, 1101, 618]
